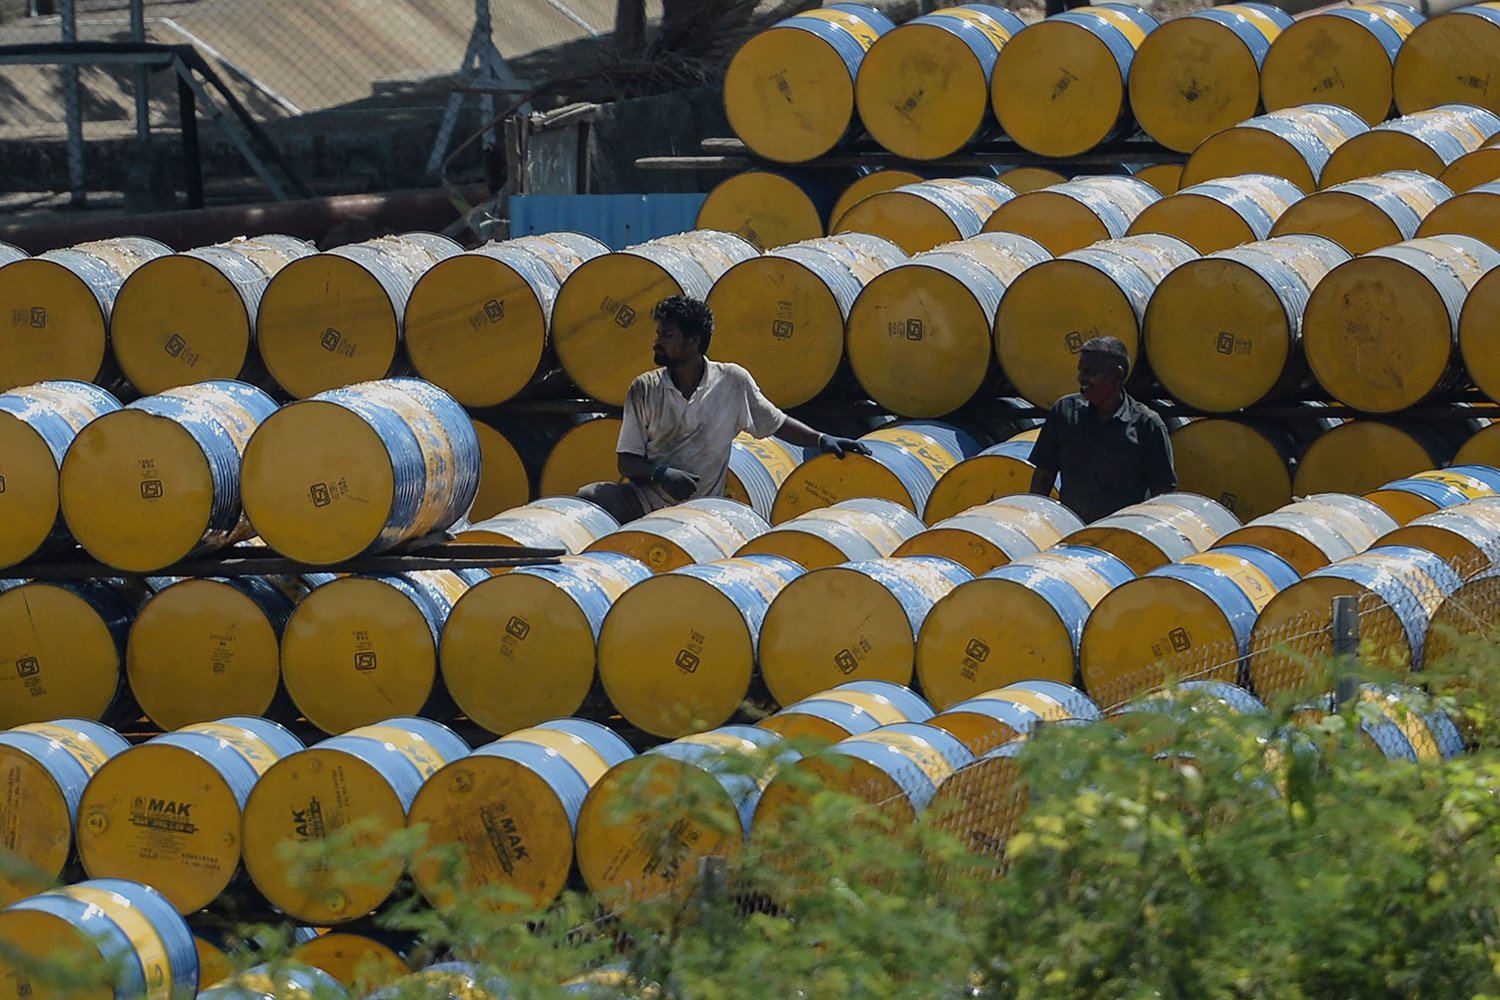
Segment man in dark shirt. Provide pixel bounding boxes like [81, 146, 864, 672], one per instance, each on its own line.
[1027, 336, 1176, 524]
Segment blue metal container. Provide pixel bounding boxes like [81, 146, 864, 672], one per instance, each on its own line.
[1004, 679, 1106, 720]
[826, 679, 937, 723]
[830, 721, 977, 813]
[198, 961, 349, 998]
[315, 718, 471, 811]
[647, 725, 796, 836]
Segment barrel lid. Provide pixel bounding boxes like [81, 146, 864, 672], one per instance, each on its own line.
[696, 172, 826, 251]
[111, 255, 254, 394]
[991, 18, 1134, 157]
[1182, 124, 1320, 193]
[1293, 421, 1445, 496]
[1260, 12, 1403, 126]
[1128, 192, 1268, 253]
[0, 906, 119, 1000]
[0, 583, 124, 728]
[1133, 162, 1185, 195]
[0, 410, 61, 567]
[291, 931, 412, 989]
[1393, 6, 1500, 118]
[1321, 130, 1450, 187]
[257, 255, 400, 398]
[470, 420, 533, 523]
[723, 21, 861, 163]
[892, 520, 1035, 575]
[983, 189, 1119, 255]
[1062, 521, 1180, 576]
[1456, 423, 1500, 468]
[1170, 419, 1293, 523]
[770, 451, 914, 523]
[1270, 190, 1409, 254]
[0, 258, 108, 391]
[0, 744, 72, 905]
[856, 21, 995, 161]
[1418, 184, 1500, 247]
[831, 169, 925, 228]
[833, 190, 969, 254]
[922, 451, 1040, 525]
[1129, 13, 1268, 153]
[538, 417, 623, 499]
[1437, 144, 1500, 192]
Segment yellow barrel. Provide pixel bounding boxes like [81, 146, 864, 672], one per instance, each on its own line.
[1436, 145, 1500, 192]
[1394, 2, 1500, 116]
[256, 232, 462, 398]
[1213, 493, 1400, 574]
[1125, 173, 1305, 253]
[539, 415, 623, 498]
[469, 414, 551, 522]
[456, 496, 620, 555]
[0, 579, 142, 728]
[723, 4, 896, 163]
[0, 380, 121, 567]
[1132, 162, 1185, 195]
[725, 434, 809, 520]
[1169, 419, 1299, 523]
[926, 737, 1028, 864]
[1357, 682, 1467, 759]
[1129, 3, 1295, 153]
[365, 962, 508, 1000]
[930, 683, 1099, 753]
[917, 545, 1134, 706]
[241, 718, 470, 924]
[1363, 465, 1500, 524]
[599, 554, 805, 738]
[1180, 104, 1370, 192]
[126, 576, 300, 730]
[1294, 419, 1469, 496]
[758, 556, 973, 707]
[1321, 105, 1500, 187]
[1260, 3, 1425, 125]
[552, 231, 759, 406]
[735, 496, 927, 568]
[758, 680, 934, 744]
[856, 5, 1025, 160]
[1061, 493, 1242, 574]
[990, 4, 1161, 157]
[585, 498, 770, 573]
[893, 496, 1081, 574]
[291, 929, 412, 990]
[408, 719, 635, 912]
[994, 234, 1199, 407]
[240, 378, 480, 564]
[193, 932, 234, 987]
[1144, 235, 1351, 412]
[76, 717, 304, 914]
[1419, 177, 1500, 247]
[982, 175, 1162, 255]
[0, 720, 129, 906]
[441, 552, 650, 734]
[1305, 235, 1499, 412]
[1079, 544, 1300, 707]
[1424, 562, 1500, 665]
[110, 234, 314, 394]
[0, 878, 197, 1000]
[1457, 421, 1500, 466]
[830, 168, 925, 229]
[1249, 544, 1462, 695]
[1270, 170, 1453, 253]
[0, 237, 169, 392]
[753, 722, 975, 830]
[708, 233, 907, 408]
[696, 171, 834, 251]
[993, 166, 1071, 193]
[282, 568, 487, 734]
[846, 234, 1051, 417]
[59, 380, 277, 572]
[771, 420, 991, 523]
[198, 962, 348, 1000]
[922, 429, 1055, 523]
[404, 233, 609, 408]
[1377, 497, 1500, 573]
[832, 177, 1017, 255]
[1460, 256, 1500, 401]
[574, 725, 792, 900]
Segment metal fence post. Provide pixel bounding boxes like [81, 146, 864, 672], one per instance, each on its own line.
[698, 855, 727, 903]
[1330, 595, 1359, 709]
[60, 0, 86, 206]
[130, 0, 150, 145]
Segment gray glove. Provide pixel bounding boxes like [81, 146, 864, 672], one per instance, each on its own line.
[818, 434, 872, 459]
[652, 465, 699, 501]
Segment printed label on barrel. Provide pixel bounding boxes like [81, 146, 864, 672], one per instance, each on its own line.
[354, 727, 453, 779]
[1181, 553, 1283, 612]
[930, 7, 1017, 49]
[64, 884, 174, 1000]
[14, 724, 116, 773]
[847, 731, 957, 788]
[1086, 6, 1150, 46]
[182, 723, 284, 777]
[798, 8, 884, 49]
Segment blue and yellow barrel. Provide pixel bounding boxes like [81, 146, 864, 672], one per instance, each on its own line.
[846, 234, 1051, 418]
[830, 168, 926, 229]
[1131, 162, 1185, 195]
[1261, 2, 1424, 125]
[1360, 683, 1466, 760]
[76, 717, 304, 915]
[241, 378, 480, 564]
[1395, 2, 1500, 116]
[1364, 466, 1500, 524]
[1062, 493, 1243, 574]
[442, 552, 649, 734]
[1270, 170, 1452, 253]
[0, 237, 169, 392]
[126, 575, 300, 730]
[1377, 497, 1500, 574]
[927, 737, 1028, 866]
[1321, 104, 1500, 187]
[1213, 493, 1400, 574]
[1293, 420, 1467, 496]
[291, 928, 413, 991]
[552, 231, 759, 406]
[1126, 173, 1305, 253]
[0, 579, 142, 728]
[709, 233, 906, 408]
[256, 232, 462, 398]
[467, 413, 549, 521]
[1144, 235, 1350, 412]
[1079, 544, 1300, 707]
[930, 683, 1096, 754]
[759, 556, 973, 707]
[241, 717, 469, 924]
[0, 720, 129, 906]
[759, 680, 933, 743]
[723, 4, 896, 163]
[921, 431, 1056, 524]
[1419, 176, 1500, 246]
[282, 568, 488, 734]
[110, 234, 314, 394]
[198, 962, 349, 1000]
[0, 878, 197, 1000]
[736, 496, 927, 568]
[1436, 143, 1500, 193]
[832, 177, 1017, 255]
[725, 434, 811, 521]
[990, 4, 1160, 157]
[1424, 561, 1500, 663]
[0, 380, 121, 567]
[1169, 419, 1305, 523]
[405, 233, 608, 408]
[856, 5, 1025, 160]
[893, 498, 1068, 575]
[1129, 3, 1293, 153]
[982, 175, 1162, 255]
[598, 554, 805, 738]
[538, 415, 623, 500]
[925, 487, 1079, 543]
[1304, 235, 1497, 412]
[1249, 544, 1464, 695]
[586, 498, 770, 573]
[995, 234, 1199, 407]
[575, 725, 795, 900]
[1456, 231, 1500, 401]
[457, 496, 619, 554]
[771, 420, 988, 524]
[1181, 104, 1370, 193]
[408, 718, 635, 912]
[696, 170, 840, 251]
[59, 380, 277, 572]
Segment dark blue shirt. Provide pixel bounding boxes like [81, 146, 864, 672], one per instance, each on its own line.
[1028, 392, 1177, 524]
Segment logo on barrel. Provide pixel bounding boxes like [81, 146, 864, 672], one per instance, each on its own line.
[165, 334, 187, 358]
[309, 482, 332, 507]
[321, 328, 342, 352]
[905, 319, 925, 342]
[354, 651, 378, 671]
[1064, 331, 1084, 354]
[676, 649, 700, 674]
[965, 639, 990, 663]
[15, 656, 38, 678]
[615, 304, 636, 328]
[506, 616, 531, 640]
[29, 306, 45, 329]
[0, 474, 6, 494]
[1169, 627, 1191, 653]
[140, 479, 164, 500]
[1215, 331, 1235, 356]
[772, 319, 794, 340]
[834, 648, 859, 675]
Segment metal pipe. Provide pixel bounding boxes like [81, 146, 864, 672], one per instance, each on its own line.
[130, 0, 149, 144]
[60, 0, 85, 206]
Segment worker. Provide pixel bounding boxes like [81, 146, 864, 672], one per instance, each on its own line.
[577, 295, 871, 523]
[1027, 335, 1176, 524]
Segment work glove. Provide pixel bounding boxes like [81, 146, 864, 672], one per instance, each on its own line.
[818, 434, 872, 459]
[652, 465, 700, 502]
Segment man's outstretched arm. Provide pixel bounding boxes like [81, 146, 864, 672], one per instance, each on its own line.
[776, 416, 871, 458]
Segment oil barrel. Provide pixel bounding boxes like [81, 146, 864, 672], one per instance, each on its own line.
[695, 170, 838, 251]
[725, 434, 810, 520]
[1061, 493, 1242, 574]
[457, 496, 619, 555]
[1125, 173, 1305, 253]
[538, 415, 623, 499]
[1180, 104, 1370, 192]
[893, 498, 1069, 574]
[1418, 176, 1500, 245]
[1394, 2, 1500, 116]
[1454, 234, 1500, 399]
[830, 168, 926, 229]
[921, 431, 1058, 523]
[1377, 497, 1500, 573]
[585, 498, 770, 573]
[1169, 418, 1302, 522]
[736, 496, 927, 568]
[1437, 144, 1500, 192]
[1261, 3, 1424, 125]
[759, 680, 932, 743]
[832, 177, 1017, 254]
[1321, 104, 1500, 186]
[1293, 419, 1466, 496]
[982, 175, 1162, 254]
[1269, 170, 1452, 253]
[1213, 493, 1400, 574]
[1132, 162, 1185, 195]
[930, 683, 1097, 754]
[1364, 466, 1500, 524]
[467, 413, 550, 522]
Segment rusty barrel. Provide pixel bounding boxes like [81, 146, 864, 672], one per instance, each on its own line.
[736, 496, 927, 569]
[1181, 104, 1370, 192]
[1213, 493, 1400, 574]
[1261, 3, 1425, 125]
[832, 177, 1017, 255]
[1394, 2, 1500, 116]
[1321, 104, 1500, 187]
[1270, 170, 1452, 253]
[1126, 173, 1305, 253]
[982, 175, 1162, 255]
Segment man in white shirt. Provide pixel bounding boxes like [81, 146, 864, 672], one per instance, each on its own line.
[577, 295, 870, 523]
